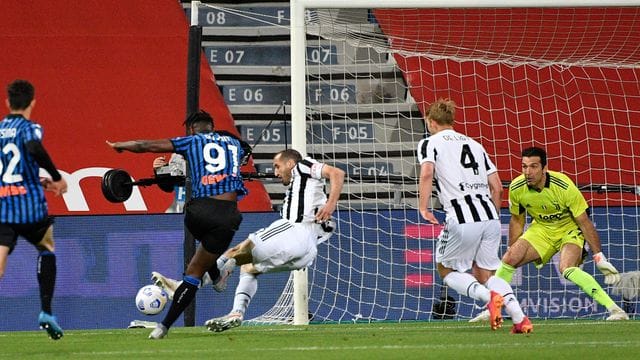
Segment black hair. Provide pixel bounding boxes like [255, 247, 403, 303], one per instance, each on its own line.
[184, 110, 214, 127]
[7, 79, 35, 110]
[522, 146, 547, 167]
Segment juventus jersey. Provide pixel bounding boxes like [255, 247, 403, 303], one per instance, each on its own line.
[509, 170, 588, 231]
[0, 115, 48, 223]
[417, 129, 499, 224]
[281, 157, 327, 223]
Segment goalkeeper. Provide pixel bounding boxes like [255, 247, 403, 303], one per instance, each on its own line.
[496, 147, 628, 320]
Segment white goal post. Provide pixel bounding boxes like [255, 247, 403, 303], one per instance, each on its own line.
[284, 0, 640, 325]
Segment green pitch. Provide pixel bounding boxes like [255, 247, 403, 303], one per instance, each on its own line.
[1, 320, 638, 359]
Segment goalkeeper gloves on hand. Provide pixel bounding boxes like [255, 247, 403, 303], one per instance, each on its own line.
[593, 252, 621, 285]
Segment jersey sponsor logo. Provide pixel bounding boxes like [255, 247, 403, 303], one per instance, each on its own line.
[200, 174, 228, 185]
[0, 185, 27, 197]
[457, 181, 489, 191]
[537, 212, 563, 221]
[0, 128, 17, 138]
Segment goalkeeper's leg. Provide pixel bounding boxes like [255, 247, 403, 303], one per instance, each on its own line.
[560, 244, 628, 320]
[562, 267, 628, 320]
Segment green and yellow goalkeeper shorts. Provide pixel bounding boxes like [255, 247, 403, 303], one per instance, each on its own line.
[521, 223, 585, 269]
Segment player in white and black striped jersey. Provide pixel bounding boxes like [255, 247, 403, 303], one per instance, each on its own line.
[280, 154, 333, 224]
[417, 132, 499, 225]
[418, 99, 531, 333]
[201, 148, 344, 332]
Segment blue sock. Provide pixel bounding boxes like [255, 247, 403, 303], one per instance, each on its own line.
[183, 275, 201, 287]
[161, 277, 200, 329]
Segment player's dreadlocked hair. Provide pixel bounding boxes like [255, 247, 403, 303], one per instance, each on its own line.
[184, 110, 214, 127]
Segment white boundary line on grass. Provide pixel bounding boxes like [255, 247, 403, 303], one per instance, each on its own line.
[50, 339, 640, 357]
[0, 319, 632, 338]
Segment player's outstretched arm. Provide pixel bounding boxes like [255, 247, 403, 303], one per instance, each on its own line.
[106, 139, 174, 153]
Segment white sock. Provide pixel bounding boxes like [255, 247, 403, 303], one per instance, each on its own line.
[217, 255, 229, 270]
[486, 275, 524, 323]
[443, 272, 490, 303]
[202, 272, 212, 286]
[608, 303, 623, 312]
[232, 272, 257, 315]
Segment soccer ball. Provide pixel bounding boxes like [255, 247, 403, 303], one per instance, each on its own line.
[135, 285, 169, 315]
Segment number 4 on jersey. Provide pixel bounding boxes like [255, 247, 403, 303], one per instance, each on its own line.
[460, 144, 479, 175]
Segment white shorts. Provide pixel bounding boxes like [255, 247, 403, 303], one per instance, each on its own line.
[249, 219, 319, 273]
[435, 219, 502, 272]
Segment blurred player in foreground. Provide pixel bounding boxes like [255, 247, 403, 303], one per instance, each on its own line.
[151, 154, 186, 213]
[418, 99, 531, 333]
[0, 79, 67, 340]
[153, 149, 344, 332]
[108, 110, 249, 339]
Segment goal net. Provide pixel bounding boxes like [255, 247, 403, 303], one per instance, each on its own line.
[198, 1, 640, 323]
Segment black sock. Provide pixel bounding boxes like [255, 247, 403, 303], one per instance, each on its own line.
[37, 251, 56, 314]
[161, 280, 199, 329]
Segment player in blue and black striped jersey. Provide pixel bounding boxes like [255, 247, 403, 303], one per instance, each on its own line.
[107, 110, 249, 339]
[0, 79, 68, 340]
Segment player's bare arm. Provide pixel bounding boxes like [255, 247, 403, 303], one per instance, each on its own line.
[316, 164, 345, 221]
[508, 212, 526, 247]
[418, 162, 438, 224]
[574, 212, 602, 254]
[43, 178, 68, 196]
[487, 172, 503, 211]
[106, 139, 174, 153]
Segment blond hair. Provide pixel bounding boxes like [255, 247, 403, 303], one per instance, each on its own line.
[426, 99, 456, 126]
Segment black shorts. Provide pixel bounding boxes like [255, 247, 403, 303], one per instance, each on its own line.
[184, 197, 242, 254]
[0, 217, 54, 254]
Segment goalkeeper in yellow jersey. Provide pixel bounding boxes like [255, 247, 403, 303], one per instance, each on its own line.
[497, 146, 628, 320]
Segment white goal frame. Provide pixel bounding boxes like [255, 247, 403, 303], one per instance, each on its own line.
[289, 0, 640, 325]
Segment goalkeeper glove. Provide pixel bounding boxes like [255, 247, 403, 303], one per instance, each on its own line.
[593, 252, 621, 285]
